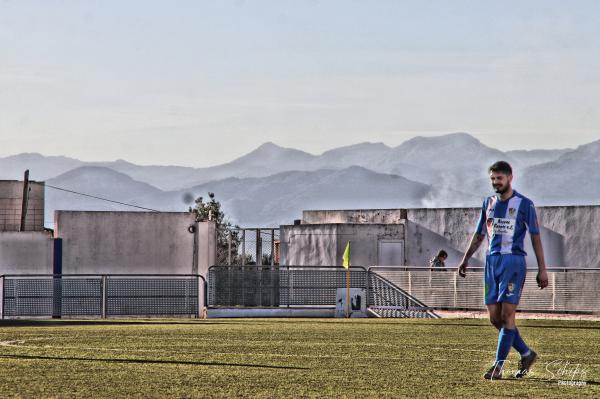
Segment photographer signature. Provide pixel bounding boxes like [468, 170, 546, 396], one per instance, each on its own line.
[484, 359, 589, 386]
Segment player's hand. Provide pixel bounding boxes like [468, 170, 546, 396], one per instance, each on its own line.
[458, 262, 468, 278]
[536, 269, 549, 289]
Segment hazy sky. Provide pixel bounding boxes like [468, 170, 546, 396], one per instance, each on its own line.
[1, 0, 599, 167]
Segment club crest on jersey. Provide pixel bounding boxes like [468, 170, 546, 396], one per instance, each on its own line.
[508, 208, 516, 217]
[508, 282, 514, 293]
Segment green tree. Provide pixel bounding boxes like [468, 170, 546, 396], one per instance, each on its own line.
[189, 192, 242, 265]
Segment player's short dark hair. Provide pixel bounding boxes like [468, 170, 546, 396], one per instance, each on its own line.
[488, 161, 512, 175]
[437, 250, 448, 258]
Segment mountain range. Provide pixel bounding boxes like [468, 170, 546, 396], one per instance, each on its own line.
[1, 132, 598, 227]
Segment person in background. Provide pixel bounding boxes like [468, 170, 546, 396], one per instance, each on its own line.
[429, 249, 448, 271]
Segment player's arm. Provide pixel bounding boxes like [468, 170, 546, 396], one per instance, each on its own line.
[530, 233, 549, 289]
[458, 233, 484, 277]
[526, 200, 548, 289]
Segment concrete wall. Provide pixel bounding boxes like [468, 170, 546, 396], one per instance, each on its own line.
[405, 208, 572, 268]
[403, 208, 483, 268]
[196, 221, 217, 276]
[337, 224, 405, 267]
[302, 209, 407, 225]
[55, 211, 216, 276]
[0, 231, 54, 274]
[0, 180, 45, 231]
[281, 224, 338, 266]
[301, 205, 600, 268]
[535, 206, 600, 269]
[280, 223, 405, 266]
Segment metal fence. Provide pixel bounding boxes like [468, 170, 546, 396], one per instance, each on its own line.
[208, 266, 367, 307]
[207, 265, 600, 315]
[224, 228, 280, 266]
[1, 274, 206, 319]
[369, 272, 439, 318]
[3, 267, 598, 319]
[371, 266, 600, 313]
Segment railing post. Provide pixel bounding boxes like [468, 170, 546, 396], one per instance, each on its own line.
[242, 230, 246, 266]
[227, 231, 232, 266]
[204, 279, 209, 317]
[101, 275, 107, 319]
[271, 229, 275, 266]
[366, 268, 370, 308]
[1, 275, 4, 320]
[552, 272, 556, 311]
[288, 266, 291, 308]
[196, 276, 201, 318]
[453, 271, 458, 308]
[52, 274, 62, 319]
[256, 229, 262, 266]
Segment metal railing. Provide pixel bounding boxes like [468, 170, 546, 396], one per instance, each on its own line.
[369, 266, 600, 313]
[224, 228, 280, 266]
[1, 274, 206, 319]
[208, 265, 367, 307]
[369, 272, 439, 318]
[4, 267, 597, 319]
[207, 265, 438, 318]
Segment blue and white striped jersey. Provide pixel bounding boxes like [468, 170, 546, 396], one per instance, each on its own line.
[475, 190, 540, 256]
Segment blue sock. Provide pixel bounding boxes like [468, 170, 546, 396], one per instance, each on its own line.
[512, 328, 531, 357]
[495, 327, 516, 364]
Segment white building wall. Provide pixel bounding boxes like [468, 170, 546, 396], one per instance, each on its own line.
[301, 206, 600, 268]
[0, 231, 54, 274]
[55, 211, 215, 276]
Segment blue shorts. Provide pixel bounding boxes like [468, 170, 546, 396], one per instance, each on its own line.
[484, 254, 527, 305]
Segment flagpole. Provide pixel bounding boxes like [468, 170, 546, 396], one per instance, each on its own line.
[342, 240, 351, 318]
[346, 266, 350, 318]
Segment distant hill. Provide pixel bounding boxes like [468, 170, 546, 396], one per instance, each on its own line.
[506, 149, 570, 168]
[520, 139, 600, 205]
[178, 166, 479, 226]
[381, 133, 512, 172]
[45, 167, 164, 223]
[42, 165, 479, 227]
[5, 132, 599, 227]
[0, 153, 84, 181]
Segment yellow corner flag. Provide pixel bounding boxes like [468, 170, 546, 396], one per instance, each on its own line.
[342, 241, 350, 269]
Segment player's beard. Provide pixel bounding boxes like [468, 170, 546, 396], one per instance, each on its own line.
[494, 183, 509, 194]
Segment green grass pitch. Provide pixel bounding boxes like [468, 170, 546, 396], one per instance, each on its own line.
[0, 318, 598, 398]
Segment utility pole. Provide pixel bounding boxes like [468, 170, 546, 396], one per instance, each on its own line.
[19, 170, 30, 232]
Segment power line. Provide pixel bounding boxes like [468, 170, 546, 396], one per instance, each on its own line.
[45, 184, 161, 212]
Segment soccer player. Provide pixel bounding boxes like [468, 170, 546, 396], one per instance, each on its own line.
[457, 161, 549, 380]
